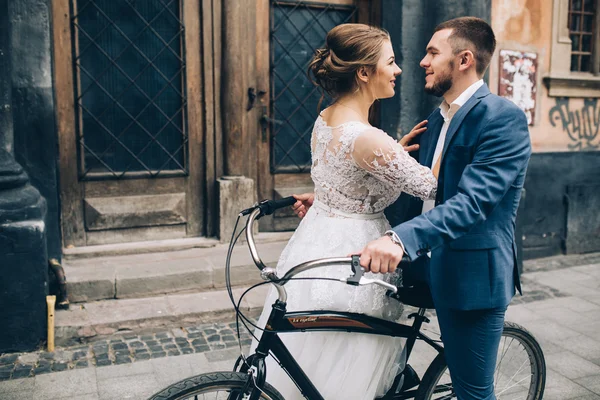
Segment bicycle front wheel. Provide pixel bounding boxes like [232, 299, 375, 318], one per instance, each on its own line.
[148, 371, 285, 400]
[416, 321, 546, 400]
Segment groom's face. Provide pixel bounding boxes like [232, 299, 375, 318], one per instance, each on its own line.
[420, 29, 456, 97]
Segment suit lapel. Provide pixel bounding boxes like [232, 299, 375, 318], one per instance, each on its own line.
[440, 84, 490, 159]
[421, 111, 444, 167]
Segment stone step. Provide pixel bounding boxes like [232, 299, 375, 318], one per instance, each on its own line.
[55, 285, 270, 347]
[63, 234, 290, 303]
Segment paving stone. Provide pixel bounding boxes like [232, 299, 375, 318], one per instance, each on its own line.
[181, 348, 194, 355]
[72, 351, 88, 360]
[150, 352, 167, 358]
[0, 365, 14, 374]
[546, 352, 600, 380]
[135, 353, 151, 360]
[209, 343, 226, 351]
[167, 350, 181, 356]
[11, 367, 31, 379]
[141, 335, 154, 341]
[156, 333, 170, 339]
[187, 332, 203, 339]
[193, 345, 210, 352]
[0, 354, 18, 365]
[52, 363, 69, 372]
[164, 344, 177, 350]
[33, 365, 52, 375]
[96, 359, 112, 367]
[146, 340, 159, 347]
[38, 352, 54, 360]
[111, 343, 128, 350]
[115, 357, 131, 365]
[205, 328, 217, 335]
[149, 345, 164, 352]
[75, 360, 89, 369]
[191, 338, 207, 346]
[129, 341, 145, 348]
[207, 334, 220, 343]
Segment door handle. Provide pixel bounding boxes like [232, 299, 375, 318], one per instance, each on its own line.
[259, 106, 284, 142]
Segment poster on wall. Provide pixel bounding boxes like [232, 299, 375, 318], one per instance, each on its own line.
[498, 49, 537, 126]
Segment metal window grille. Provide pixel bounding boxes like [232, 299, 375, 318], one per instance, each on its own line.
[270, 0, 357, 173]
[71, 0, 187, 180]
[569, 0, 597, 72]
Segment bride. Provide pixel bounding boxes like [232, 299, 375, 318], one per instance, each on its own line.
[251, 23, 437, 399]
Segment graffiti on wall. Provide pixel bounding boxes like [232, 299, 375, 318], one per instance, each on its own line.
[498, 50, 537, 125]
[549, 98, 600, 150]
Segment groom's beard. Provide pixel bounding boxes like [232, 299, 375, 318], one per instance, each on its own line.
[425, 61, 454, 97]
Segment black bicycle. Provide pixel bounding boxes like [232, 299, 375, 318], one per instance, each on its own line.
[149, 197, 546, 400]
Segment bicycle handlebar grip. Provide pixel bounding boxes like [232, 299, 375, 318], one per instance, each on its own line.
[262, 196, 297, 216]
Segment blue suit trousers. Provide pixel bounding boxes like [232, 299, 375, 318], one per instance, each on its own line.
[435, 306, 507, 400]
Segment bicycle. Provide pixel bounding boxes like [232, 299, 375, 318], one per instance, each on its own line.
[149, 197, 546, 400]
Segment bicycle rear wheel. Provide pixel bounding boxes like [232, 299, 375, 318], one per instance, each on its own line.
[416, 321, 546, 400]
[148, 371, 284, 400]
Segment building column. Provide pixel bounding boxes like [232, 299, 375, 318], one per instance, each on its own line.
[0, 0, 49, 353]
[217, 0, 257, 241]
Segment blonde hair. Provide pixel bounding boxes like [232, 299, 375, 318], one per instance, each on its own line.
[308, 23, 390, 100]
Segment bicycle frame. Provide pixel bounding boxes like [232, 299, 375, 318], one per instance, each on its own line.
[241, 299, 444, 400]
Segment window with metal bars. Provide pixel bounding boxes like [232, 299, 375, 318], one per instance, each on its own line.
[72, 0, 187, 180]
[270, 0, 358, 174]
[569, 0, 598, 72]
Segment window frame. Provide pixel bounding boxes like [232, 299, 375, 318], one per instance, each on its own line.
[545, 0, 600, 97]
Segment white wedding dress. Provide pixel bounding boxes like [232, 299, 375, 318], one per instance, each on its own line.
[251, 115, 437, 399]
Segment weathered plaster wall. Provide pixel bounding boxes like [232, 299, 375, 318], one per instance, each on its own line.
[490, 0, 600, 152]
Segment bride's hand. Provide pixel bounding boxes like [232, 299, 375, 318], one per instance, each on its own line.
[399, 120, 427, 152]
[292, 192, 314, 219]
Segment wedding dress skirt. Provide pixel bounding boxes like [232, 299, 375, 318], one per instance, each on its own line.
[251, 201, 406, 400]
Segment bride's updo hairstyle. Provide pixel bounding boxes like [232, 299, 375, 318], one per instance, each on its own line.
[308, 23, 390, 99]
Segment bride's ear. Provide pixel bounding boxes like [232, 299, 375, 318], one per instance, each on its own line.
[357, 67, 370, 84]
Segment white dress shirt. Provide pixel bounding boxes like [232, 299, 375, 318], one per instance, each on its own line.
[421, 79, 484, 214]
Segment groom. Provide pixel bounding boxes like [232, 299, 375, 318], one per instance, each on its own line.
[357, 17, 531, 400]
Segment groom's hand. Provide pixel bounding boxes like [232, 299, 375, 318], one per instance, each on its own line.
[355, 236, 405, 274]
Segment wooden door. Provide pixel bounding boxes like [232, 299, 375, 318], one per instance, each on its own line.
[53, 0, 204, 246]
[256, 0, 381, 231]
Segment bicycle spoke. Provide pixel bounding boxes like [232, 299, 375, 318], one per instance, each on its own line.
[496, 374, 533, 397]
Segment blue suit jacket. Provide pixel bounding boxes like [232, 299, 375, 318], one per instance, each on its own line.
[392, 84, 531, 311]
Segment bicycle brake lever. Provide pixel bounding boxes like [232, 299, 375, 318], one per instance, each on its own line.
[346, 255, 363, 286]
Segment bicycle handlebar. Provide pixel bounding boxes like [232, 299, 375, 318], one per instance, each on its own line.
[241, 198, 410, 298]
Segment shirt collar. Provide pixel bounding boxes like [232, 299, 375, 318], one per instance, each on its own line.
[439, 79, 484, 121]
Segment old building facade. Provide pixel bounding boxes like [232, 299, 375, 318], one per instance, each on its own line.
[1, 0, 599, 350]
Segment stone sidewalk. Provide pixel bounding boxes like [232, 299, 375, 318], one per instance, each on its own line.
[1, 254, 600, 399]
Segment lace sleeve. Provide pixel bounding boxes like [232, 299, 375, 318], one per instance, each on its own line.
[351, 128, 437, 200]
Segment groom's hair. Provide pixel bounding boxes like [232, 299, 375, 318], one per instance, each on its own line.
[435, 17, 496, 77]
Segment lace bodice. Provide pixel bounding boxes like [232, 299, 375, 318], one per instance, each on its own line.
[311, 115, 437, 214]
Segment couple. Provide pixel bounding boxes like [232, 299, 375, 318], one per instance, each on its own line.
[253, 17, 531, 400]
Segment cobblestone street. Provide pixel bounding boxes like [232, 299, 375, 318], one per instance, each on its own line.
[1, 254, 599, 399]
[0, 320, 255, 381]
